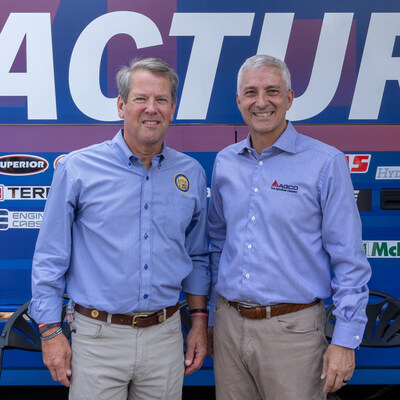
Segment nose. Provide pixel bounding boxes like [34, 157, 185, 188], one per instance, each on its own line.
[145, 99, 157, 114]
[255, 93, 268, 109]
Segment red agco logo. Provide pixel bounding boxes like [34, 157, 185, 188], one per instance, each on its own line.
[0, 154, 49, 176]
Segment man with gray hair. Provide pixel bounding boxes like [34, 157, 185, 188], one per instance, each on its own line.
[29, 58, 210, 399]
[207, 54, 371, 399]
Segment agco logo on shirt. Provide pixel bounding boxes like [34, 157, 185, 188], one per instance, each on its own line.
[270, 180, 299, 193]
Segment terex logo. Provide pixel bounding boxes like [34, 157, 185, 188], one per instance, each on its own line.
[271, 180, 299, 193]
[363, 241, 400, 258]
[345, 154, 371, 173]
[0, 155, 49, 176]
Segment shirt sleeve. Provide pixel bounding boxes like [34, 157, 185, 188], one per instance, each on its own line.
[207, 157, 226, 326]
[320, 153, 372, 348]
[28, 161, 77, 324]
[181, 166, 210, 296]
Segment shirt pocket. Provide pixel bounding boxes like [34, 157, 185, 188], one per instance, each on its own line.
[164, 195, 195, 240]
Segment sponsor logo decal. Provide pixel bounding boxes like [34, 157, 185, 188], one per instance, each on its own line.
[363, 241, 400, 258]
[354, 189, 372, 212]
[54, 154, 67, 169]
[0, 185, 50, 201]
[0, 154, 49, 176]
[0, 209, 43, 230]
[375, 166, 400, 180]
[270, 180, 298, 193]
[345, 154, 371, 173]
[174, 173, 190, 192]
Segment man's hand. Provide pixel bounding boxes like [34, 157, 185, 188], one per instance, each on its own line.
[184, 317, 208, 375]
[207, 326, 214, 359]
[321, 344, 355, 393]
[41, 329, 72, 387]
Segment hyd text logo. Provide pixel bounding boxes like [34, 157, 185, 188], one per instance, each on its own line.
[0, 154, 49, 176]
[271, 180, 298, 193]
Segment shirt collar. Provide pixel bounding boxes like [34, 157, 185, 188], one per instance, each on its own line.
[238, 121, 298, 155]
[112, 129, 166, 166]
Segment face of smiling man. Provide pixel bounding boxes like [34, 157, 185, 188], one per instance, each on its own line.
[237, 66, 294, 149]
[117, 69, 176, 156]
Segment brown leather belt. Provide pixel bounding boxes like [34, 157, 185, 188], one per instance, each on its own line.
[74, 302, 179, 328]
[228, 299, 320, 319]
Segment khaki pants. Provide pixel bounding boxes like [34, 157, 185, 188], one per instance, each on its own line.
[214, 297, 328, 400]
[69, 310, 184, 400]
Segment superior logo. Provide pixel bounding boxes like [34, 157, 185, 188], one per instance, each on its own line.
[0, 154, 49, 176]
[0, 209, 43, 230]
[363, 241, 400, 258]
[271, 180, 298, 193]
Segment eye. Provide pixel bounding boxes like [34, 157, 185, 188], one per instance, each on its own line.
[157, 98, 168, 104]
[244, 90, 256, 97]
[134, 97, 146, 103]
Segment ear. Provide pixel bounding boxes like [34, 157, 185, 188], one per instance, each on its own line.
[117, 95, 125, 119]
[169, 100, 177, 122]
[236, 92, 241, 112]
[286, 89, 294, 111]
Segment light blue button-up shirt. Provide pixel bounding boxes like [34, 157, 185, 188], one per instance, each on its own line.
[208, 122, 371, 349]
[29, 130, 209, 323]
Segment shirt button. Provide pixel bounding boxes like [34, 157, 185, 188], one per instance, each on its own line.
[144, 264, 149, 270]
[144, 233, 149, 240]
[247, 244, 252, 249]
[143, 294, 149, 299]
[355, 335, 360, 340]
[251, 216, 256, 221]
[144, 203, 149, 210]
[259, 161, 263, 166]
[245, 273, 250, 279]
[254, 188, 259, 193]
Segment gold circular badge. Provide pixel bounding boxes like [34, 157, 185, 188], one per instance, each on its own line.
[174, 173, 190, 192]
[91, 309, 99, 318]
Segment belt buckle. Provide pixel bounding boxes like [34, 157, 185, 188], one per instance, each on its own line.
[132, 314, 149, 328]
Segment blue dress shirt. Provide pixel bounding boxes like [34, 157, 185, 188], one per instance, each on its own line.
[29, 130, 210, 323]
[208, 122, 371, 349]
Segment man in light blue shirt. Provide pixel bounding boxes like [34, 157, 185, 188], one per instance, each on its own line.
[29, 58, 210, 400]
[207, 55, 371, 400]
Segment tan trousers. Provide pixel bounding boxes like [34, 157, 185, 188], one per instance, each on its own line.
[214, 297, 328, 400]
[69, 310, 184, 400]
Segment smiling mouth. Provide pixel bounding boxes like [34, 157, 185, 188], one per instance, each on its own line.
[253, 111, 273, 117]
[143, 120, 159, 125]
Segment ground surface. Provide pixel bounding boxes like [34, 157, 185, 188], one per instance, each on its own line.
[0, 385, 400, 399]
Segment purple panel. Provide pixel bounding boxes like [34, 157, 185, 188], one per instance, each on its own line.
[0, 125, 236, 153]
[0, 125, 121, 152]
[165, 125, 235, 152]
[236, 125, 400, 151]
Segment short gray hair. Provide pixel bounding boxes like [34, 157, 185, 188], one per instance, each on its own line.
[237, 55, 292, 95]
[116, 58, 179, 104]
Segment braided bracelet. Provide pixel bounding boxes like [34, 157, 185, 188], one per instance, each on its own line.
[39, 323, 61, 334]
[41, 328, 63, 341]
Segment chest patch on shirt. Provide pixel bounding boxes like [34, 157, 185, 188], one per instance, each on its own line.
[175, 173, 190, 192]
[270, 180, 299, 194]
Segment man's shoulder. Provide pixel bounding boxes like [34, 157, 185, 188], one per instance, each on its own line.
[216, 141, 244, 159]
[59, 140, 112, 168]
[295, 131, 342, 159]
[166, 147, 205, 173]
